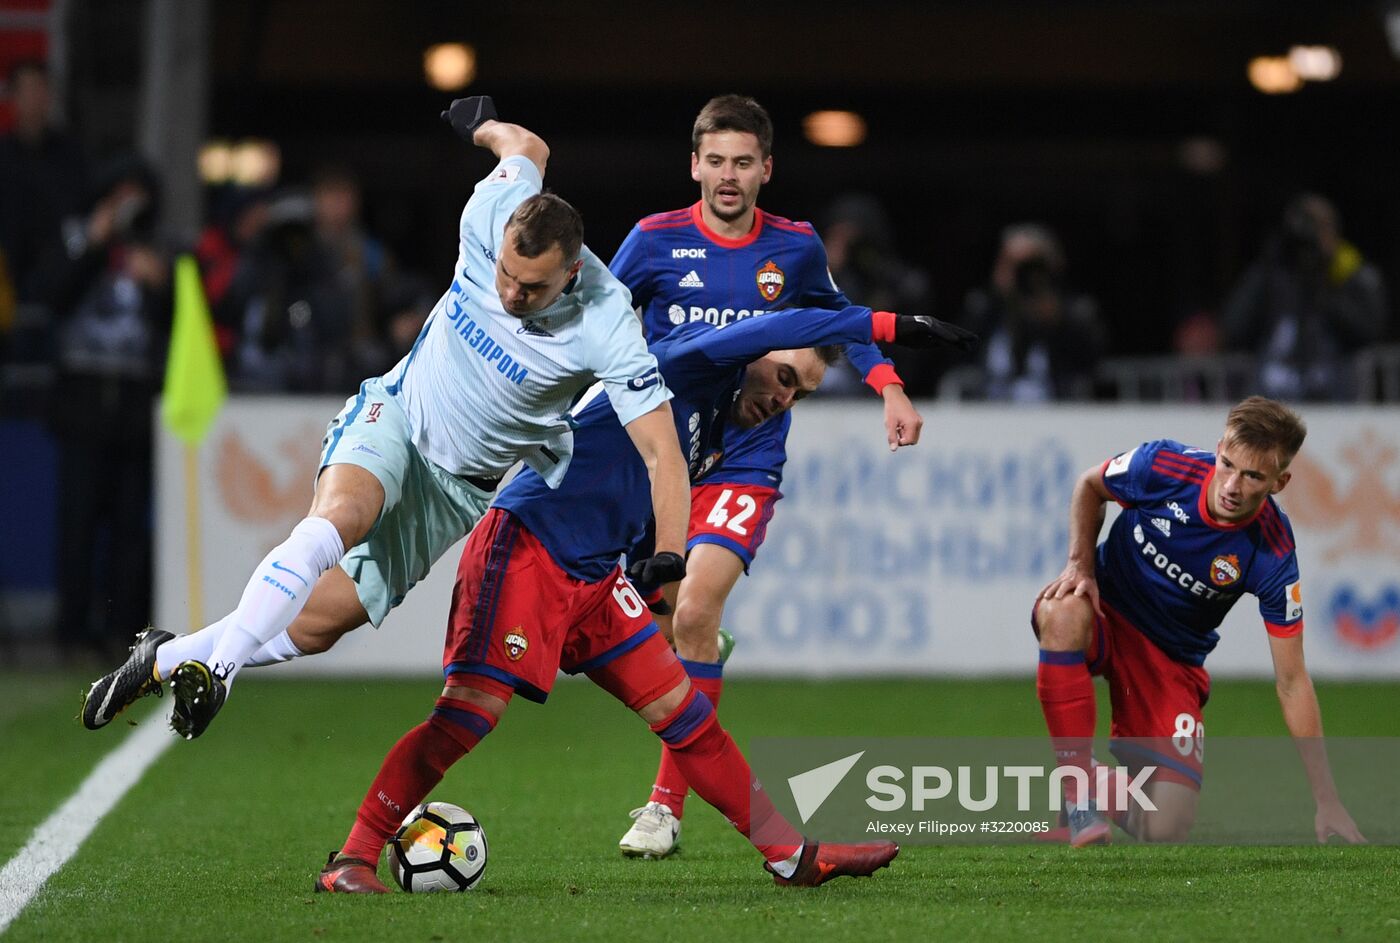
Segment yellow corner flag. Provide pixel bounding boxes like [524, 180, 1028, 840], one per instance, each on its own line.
[162, 254, 227, 444]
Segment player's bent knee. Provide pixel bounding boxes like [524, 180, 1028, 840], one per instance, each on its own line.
[441, 678, 514, 724]
[586, 631, 689, 716]
[288, 570, 370, 654]
[310, 464, 387, 547]
[670, 544, 746, 655]
[672, 596, 723, 641]
[635, 678, 690, 725]
[1130, 782, 1199, 842]
[1035, 595, 1095, 651]
[288, 617, 351, 655]
[646, 683, 716, 749]
[427, 684, 509, 754]
[672, 593, 725, 662]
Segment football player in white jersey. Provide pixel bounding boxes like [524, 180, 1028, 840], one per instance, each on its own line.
[82, 97, 691, 740]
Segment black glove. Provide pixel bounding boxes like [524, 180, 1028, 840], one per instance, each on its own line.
[895, 315, 978, 352]
[626, 551, 686, 588]
[441, 96, 497, 142]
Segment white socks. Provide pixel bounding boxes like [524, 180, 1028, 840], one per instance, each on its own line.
[202, 517, 344, 687]
[244, 630, 308, 668]
[156, 625, 309, 682]
[155, 615, 230, 680]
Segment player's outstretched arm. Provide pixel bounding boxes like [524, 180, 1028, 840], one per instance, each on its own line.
[670, 308, 976, 386]
[622, 402, 691, 591]
[1038, 464, 1111, 615]
[1267, 633, 1367, 844]
[442, 95, 550, 179]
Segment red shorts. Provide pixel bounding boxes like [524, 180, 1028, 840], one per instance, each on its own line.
[686, 482, 781, 569]
[1034, 598, 1210, 789]
[444, 509, 660, 703]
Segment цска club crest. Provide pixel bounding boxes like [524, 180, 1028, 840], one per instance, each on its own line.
[756, 261, 785, 303]
[504, 629, 528, 661]
[1210, 554, 1241, 587]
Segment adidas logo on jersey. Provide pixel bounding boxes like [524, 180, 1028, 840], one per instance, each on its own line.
[1150, 517, 1172, 537]
[679, 270, 704, 288]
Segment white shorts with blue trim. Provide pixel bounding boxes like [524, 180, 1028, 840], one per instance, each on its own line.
[319, 377, 494, 626]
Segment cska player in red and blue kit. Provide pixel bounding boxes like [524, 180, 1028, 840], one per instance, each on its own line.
[1033, 398, 1364, 846]
[610, 94, 927, 857]
[314, 304, 974, 892]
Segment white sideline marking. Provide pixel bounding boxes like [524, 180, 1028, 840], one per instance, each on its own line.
[0, 710, 174, 935]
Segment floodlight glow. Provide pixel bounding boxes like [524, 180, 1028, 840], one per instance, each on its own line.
[424, 43, 476, 91]
[1247, 56, 1302, 94]
[199, 141, 232, 183]
[803, 111, 866, 147]
[228, 140, 281, 187]
[1288, 45, 1342, 81]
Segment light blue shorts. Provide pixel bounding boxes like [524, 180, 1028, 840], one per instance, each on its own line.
[319, 378, 494, 626]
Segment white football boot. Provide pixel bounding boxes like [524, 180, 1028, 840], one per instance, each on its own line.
[619, 801, 681, 858]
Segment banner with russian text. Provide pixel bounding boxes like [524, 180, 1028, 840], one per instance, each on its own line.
[155, 401, 1400, 678]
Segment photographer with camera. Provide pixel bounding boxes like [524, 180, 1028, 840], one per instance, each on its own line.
[30, 155, 171, 658]
[1222, 193, 1389, 401]
[960, 222, 1106, 401]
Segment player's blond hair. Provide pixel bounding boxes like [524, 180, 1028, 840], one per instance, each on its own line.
[1223, 397, 1307, 467]
[692, 95, 773, 158]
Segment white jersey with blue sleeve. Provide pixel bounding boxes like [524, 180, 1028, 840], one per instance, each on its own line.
[380, 155, 670, 487]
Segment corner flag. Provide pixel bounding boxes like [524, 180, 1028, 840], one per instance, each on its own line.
[161, 254, 226, 444]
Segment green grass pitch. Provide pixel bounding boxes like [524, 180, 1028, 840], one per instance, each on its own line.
[2, 673, 1397, 942]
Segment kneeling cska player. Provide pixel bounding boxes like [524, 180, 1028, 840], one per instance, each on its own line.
[1033, 397, 1365, 846]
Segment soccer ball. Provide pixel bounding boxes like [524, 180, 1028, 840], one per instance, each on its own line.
[387, 801, 488, 892]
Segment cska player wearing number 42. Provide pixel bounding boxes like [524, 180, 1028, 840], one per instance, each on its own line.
[1033, 396, 1366, 847]
[315, 300, 975, 892]
[609, 94, 931, 859]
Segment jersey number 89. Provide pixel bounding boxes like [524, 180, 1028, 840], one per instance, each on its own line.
[1172, 713, 1204, 762]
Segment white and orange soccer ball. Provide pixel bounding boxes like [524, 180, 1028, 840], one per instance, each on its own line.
[387, 801, 488, 892]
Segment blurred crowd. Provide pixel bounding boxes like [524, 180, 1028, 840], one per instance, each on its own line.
[821, 191, 1393, 403]
[2, 60, 1397, 654]
[3, 60, 1394, 411]
[0, 63, 433, 410]
[0, 62, 432, 657]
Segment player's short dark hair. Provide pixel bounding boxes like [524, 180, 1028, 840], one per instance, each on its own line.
[505, 193, 583, 262]
[692, 95, 774, 158]
[813, 345, 844, 366]
[1224, 396, 1307, 465]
